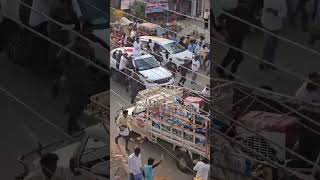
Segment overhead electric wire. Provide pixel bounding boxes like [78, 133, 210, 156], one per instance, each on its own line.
[110, 7, 211, 76]
[218, 6, 320, 59]
[136, 0, 208, 23]
[110, 90, 265, 180]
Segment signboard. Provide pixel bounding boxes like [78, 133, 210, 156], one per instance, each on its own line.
[145, 0, 169, 14]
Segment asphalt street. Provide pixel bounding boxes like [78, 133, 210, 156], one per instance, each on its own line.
[110, 80, 196, 180]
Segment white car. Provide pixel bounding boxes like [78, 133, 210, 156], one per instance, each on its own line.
[110, 47, 174, 88]
[139, 36, 193, 68]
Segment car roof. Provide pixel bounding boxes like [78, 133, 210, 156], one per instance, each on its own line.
[139, 36, 173, 45]
[138, 23, 161, 29]
[112, 47, 153, 60]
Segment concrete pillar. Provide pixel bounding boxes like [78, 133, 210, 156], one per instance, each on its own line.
[191, 0, 197, 17]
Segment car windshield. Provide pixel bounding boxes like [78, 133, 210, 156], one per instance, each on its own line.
[163, 42, 185, 54]
[134, 56, 160, 71]
[78, 0, 108, 29]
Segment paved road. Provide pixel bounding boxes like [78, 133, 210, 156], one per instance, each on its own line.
[110, 75, 209, 179]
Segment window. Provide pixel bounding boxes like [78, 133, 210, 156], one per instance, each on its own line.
[134, 56, 160, 71]
[163, 42, 185, 54]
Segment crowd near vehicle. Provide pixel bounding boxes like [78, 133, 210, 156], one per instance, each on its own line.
[119, 85, 210, 173]
[110, 47, 174, 88]
[139, 36, 193, 68]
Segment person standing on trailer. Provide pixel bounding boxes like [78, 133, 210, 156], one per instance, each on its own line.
[191, 55, 201, 84]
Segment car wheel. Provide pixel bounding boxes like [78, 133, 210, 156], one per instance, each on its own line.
[175, 150, 194, 174]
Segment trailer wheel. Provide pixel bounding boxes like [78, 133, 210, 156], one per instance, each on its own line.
[175, 150, 194, 174]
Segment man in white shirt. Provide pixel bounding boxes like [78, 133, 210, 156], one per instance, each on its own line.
[191, 56, 200, 84]
[133, 38, 142, 57]
[260, 0, 287, 70]
[193, 158, 210, 180]
[203, 9, 209, 29]
[128, 147, 143, 180]
[119, 53, 128, 83]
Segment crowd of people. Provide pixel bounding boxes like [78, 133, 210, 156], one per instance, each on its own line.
[111, 18, 210, 103]
[213, 0, 320, 79]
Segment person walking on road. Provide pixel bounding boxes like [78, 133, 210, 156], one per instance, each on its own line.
[128, 147, 143, 180]
[130, 73, 146, 104]
[143, 155, 163, 180]
[204, 9, 209, 29]
[260, 0, 287, 70]
[215, 5, 250, 80]
[115, 110, 130, 151]
[193, 158, 210, 180]
[191, 56, 201, 84]
[57, 31, 94, 134]
[178, 60, 189, 86]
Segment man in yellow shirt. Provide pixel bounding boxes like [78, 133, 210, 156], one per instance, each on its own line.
[115, 110, 130, 151]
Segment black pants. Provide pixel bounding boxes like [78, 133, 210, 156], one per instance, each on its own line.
[115, 134, 129, 150]
[217, 37, 244, 76]
[179, 75, 186, 85]
[204, 18, 209, 29]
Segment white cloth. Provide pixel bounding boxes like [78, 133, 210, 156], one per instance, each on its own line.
[195, 45, 202, 55]
[130, 30, 136, 38]
[133, 41, 142, 57]
[202, 87, 210, 95]
[119, 55, 128, 70]
[193, 161, 210, 180]
[128, 153, 142, 175]
[118, 127, 130, 136]
[203, 10, 209, 19]
[261, 0, 287, 31]
[148, 42, 154, 52]
[192, 59, 200, 72]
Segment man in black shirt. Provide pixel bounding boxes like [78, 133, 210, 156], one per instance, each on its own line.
[215, 5, 250, 80]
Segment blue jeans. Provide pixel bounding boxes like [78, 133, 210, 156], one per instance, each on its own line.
[129, 173, 143, 180]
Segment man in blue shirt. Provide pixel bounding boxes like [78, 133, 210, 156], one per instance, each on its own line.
[143, 155, 163, 180]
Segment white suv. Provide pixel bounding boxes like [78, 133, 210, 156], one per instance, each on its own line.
[139, 36, 193, 69]
[110, 47, 174, 88]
